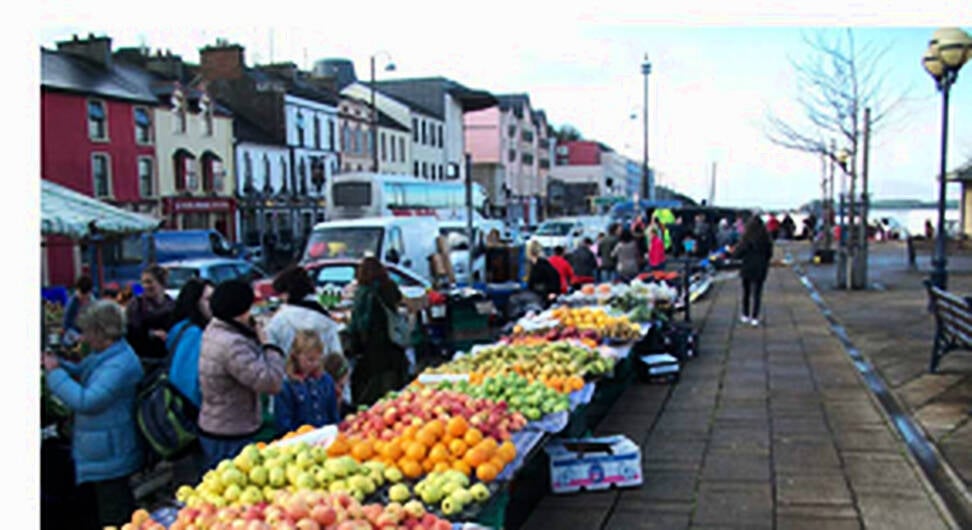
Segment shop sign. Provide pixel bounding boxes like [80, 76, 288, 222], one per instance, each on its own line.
[172, 198, 233, 213]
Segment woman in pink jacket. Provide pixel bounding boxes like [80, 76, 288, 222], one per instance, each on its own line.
[648, 225, 667, 271]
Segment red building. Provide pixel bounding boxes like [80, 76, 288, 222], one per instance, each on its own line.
[41, 36, 159, 287]
[555, 140, 602, 166]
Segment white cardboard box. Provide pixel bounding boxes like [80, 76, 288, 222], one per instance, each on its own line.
[544, 435, 643, 494]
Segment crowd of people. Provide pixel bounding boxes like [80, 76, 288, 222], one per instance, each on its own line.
[42, 256, 410, 529]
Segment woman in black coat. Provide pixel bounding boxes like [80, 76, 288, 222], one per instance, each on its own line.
[526, 241, 562, 306]
[732, 216, 773, 327]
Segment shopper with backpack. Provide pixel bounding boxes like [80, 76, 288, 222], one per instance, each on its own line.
[733, 216, 774, 327]
[42, 300, 143, 530]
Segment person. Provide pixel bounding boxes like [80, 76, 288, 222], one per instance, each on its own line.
[548, 245, 575, 293]
[693, 214, 712, 258]
[61, 275, 94, 346]
[669, 216, 687, 258]
[346, 257, 408, 407]
[265, 265, 343, 359]
[633, 225, 649, 268]
[42, 300, 144, 529]
[925, 219, 935, 239]
[324, 352, 353, 417]
[597, 223, 620, 283]
[126, 265, 175, 360]
[612, 228, 643, 282]
[781, 214, 796, 240]
[647, 225, 667, 271]
[485, 228, 502, 248]
[167, 278, 215, 409]
[802, 213, 817, 241]
[275, 329, 341, 435]
[716, 218, 736, 250]
[525, 240, 562, 304]
[766, 213, 781, 240]
[733, 216, 774, 327]
[568, 237, 598, 282]
[197, 280, 286, 471]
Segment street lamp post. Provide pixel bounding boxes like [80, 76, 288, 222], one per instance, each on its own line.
[922, 27, 971, 290]
[641, 55, 653, 202]
[370, 52, 396, 173]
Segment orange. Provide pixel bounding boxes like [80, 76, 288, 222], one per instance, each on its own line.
[434, 461, 451, 473]
[297, 424, 315, 434]
[476, 461, 499, 483]
[477, 438, 499, 456]
[426, 419, 445, 438]
[399, 458, 423, 480]
[327, 434, 351, 457]
[452, 459, 472, 476]
[416, 428, 438, 448]
[350, 440, 374, 462]
[402, 425, 420, 441]
[382, 439, 404, 461]
[463, 447, 488, 468]
[497, 441, 516, 463]
[256, 442, 267, 450]
[405, 441, 427, 462]
[448, 438, 468, 457]
[488, 456, 506, 473]
[446, 416, 468, 437]
[428, 444, 450, 465]
[422, 458, 435, 473]
[463, 427, 483, 447]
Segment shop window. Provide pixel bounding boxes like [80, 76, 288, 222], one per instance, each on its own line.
[88, 99, 107, 140]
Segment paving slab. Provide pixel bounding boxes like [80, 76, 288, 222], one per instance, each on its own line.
[776, 474, 854, 505]
[692, 482, 773, 527]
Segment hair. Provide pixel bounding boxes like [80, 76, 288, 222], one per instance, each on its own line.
[619, 227, 634, 243]
[579, 237, 593, 248]
[286, 329, 325, 378]
[116, 285, 134, 305]
[740, 215, 771, 248]
[273, 264, 316, 300]
[356, 256, 389, 286]
[553, 245, 565, 256]
[75, 275, 94, 294]
[76, 299, 127, 341]
[527, 240, 545, 260]
[142, 264, 168, 287]
[324, 352, 350, 382]
[172, 277, 215, 329]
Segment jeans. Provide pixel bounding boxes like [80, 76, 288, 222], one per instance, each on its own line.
[742, 278, 765, 319]
[598, 269, 616, 283]
[198, 433, 253, 472]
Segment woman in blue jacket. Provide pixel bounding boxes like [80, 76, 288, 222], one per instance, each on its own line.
[167, 278, 215, 408]
[42, 299, 144, 529]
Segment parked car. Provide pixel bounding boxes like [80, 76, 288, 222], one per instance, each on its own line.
[253, 258, 430, 301]
[162, 257, 269, 299]
[102, 229, 238, 287]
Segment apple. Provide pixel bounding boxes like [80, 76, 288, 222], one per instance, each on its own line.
[295, 517, 321, 530]
[310, 505, 337, 527]
[440, 496, 461, 516]
[403, 500, 425, 519]
[388, 483, 411, 503]
[470, 483, 490, 502]
[384, 467, 404, 483]
[284, 496, 310, 521]
[419, 484, 443, 504]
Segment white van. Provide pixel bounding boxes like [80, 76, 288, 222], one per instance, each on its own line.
[529, 217, 588, 255]
[301, 217, 439, 281]
[438, 218, 507, 285]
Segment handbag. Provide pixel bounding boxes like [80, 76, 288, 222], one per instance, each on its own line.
[376, 294, 410, 349]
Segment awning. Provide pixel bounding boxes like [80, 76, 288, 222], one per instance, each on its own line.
[41, 179, 161, 239]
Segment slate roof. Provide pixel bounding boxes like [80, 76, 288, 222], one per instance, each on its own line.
[41, 48, 157, 104]
[372, 77, 496, 119]
[232, 112, 280, 146]
[253, 65, 340, 106]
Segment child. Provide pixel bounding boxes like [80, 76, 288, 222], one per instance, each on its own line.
[274, 330, 341, 435]
[324, 352, 353, 417]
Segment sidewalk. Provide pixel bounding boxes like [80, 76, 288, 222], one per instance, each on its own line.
[520, 263, 957, 529]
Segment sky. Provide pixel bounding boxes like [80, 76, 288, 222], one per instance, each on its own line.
[35, 2, 972, 210]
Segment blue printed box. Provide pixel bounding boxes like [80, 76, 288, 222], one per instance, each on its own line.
[544, 435, 643, 494]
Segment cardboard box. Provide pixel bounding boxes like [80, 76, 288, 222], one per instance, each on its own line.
[637, 353, 681, 384]
[544, 435, 643, 493]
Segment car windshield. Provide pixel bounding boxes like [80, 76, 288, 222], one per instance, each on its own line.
[304, 227, 383, 260]
[166, 267, 200, 291]
[311, 264, 422, 288]
[536, 222, 574, 236]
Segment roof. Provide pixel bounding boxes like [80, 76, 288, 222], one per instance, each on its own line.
[233, 112, 281, 145]
[252, 65, 340, 106]
[41, 179, 161, 239]
[377, 110, 409, 132]
[496, 94, 531, 118]
[41, 48, 158, 104]
[373, 77, 497, 119]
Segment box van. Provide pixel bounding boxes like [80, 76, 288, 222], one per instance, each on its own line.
[301, 217, 439, 281]
[102, 230, 236, 286]
[438, 218, 507, 285]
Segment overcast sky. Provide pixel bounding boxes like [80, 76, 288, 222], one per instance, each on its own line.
[37, 1, 972, 209]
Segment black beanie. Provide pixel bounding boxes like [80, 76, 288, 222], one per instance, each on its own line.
[210, 280, 255, 321]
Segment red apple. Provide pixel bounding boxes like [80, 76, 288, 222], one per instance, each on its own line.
[310, 505, 337, 527]
[295, 517, 321, 530]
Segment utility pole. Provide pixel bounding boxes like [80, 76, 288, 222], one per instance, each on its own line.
[641, 55, 653, 202]
[709, 162, 717, 206]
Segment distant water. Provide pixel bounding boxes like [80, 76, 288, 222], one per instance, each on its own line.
[868, 207, 960, 236]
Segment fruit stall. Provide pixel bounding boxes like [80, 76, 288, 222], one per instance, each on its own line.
[125, 280, 688, 530]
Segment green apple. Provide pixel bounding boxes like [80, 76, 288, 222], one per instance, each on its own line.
[384, 466, 404, 483]
[470, 483, 490, 502]
[248, 465, 268, 486]
[222, 483, 242, 502]
[368, 469, 385, 487]
[175, 485, 194, 503]
[328, 479, 348, 494]
[441, 482, 459, 495]
[315, 467, 334, 486]
[240, 485, 263, 504]
[268, 467, 286, 488]
[388, 483, 411, 503]
[403, 500, 425, 519]
[295, 471, 317, 490]
[445, 471, 469, 488]
[295, 450, 314, 470]
[420, 484, 443, 504]
[441, 496, 462, 516]
[216, 460, 234, 474]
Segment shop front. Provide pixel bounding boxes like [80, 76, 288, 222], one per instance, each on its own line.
[163, 196, 237, 242]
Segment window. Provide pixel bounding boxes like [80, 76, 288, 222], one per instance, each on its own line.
[342, 123, 350, 152]
[298, 158, 307, 194]
[329, 120, 336, 151]
[412, 118, 419, 142]
[354, 128, 362, 154]
[522, 153, 534, 165]
[87, 100, 107, 140]
[422, 162, 428, 179]
[439, 164, 444, 180]
[380, 133, 387, 162]
[522, 130, 534, 143]
[92, 153, 110, 197]
[508, 124, 516, 138]
[263, 155, 272, 193]
[508, 149, 516, 162]
[280, 157, 288, 192]
[421, 121, 427, 145]
[539, 158, 551, 169]
[414, 161, 419, 177]
[200, 152, 223, 192]
[296, 112, 305, 146]
[399, 138, 405, 161]
[438, 125, 444, 148]
[134, 107, 151, 144]
[138, 157, 154, 198]
[173, 150, 197, 191]
[315, 117, 322, 149]
[389, 134, 396, 162]
[243, 153, 254, 192]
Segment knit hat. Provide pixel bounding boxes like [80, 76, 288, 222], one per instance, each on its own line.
[210, 280, 255, 321]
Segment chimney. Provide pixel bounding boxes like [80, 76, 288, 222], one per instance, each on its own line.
[146, 51, 185, 80]
[199, 41, 245, 81]
[57, 34, 113, 69]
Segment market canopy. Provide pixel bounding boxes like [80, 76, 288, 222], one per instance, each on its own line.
[41, 179, 161, 239]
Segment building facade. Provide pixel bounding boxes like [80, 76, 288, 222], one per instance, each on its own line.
[41, 36, 159, 286]
[337, 95, 374, 173]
